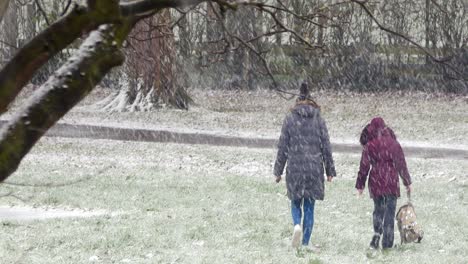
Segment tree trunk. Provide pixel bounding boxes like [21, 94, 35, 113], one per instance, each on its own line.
[230, 7, 255, 89]
[0, 0, 9, 24]
[104, 10, 191, 111]
[178, 13, 190, 60]
[206, 3, 222, 43]
[24, 2, 36, 42]
[2, 0, 18, 58]
[425, 0, 431, 64]
[177, 12, 191, 88]
[155, 10, 192, 108]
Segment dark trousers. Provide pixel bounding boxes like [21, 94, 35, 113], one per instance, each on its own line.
[373, 195, 397, 249]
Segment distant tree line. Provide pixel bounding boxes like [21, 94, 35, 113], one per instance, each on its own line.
[0, 0, 466, 182]
[1, 0, 466, 111]
[179, 0, 467, 94]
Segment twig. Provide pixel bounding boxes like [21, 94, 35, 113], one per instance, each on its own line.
[257, 5, 324, 50]
[60, 0, 73, 16]
[0, 39, 17, 49]
[34, 0, 50, 26]
[210, 2, 278, 82]
[171, 5, 198, 29]
[350, 0, 467, 81]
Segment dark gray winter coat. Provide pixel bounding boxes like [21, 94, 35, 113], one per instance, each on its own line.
[274, 103, 336, 201]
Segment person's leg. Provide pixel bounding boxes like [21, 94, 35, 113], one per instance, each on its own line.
[371, 196, 385, 248]
[291, 199, 302, 226]
[382, 195, 397, 249]
[302, 198, 316, 246]
[291, 199, 303, 248]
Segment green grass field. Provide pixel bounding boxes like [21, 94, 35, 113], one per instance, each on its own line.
[1, 138, 466, 263]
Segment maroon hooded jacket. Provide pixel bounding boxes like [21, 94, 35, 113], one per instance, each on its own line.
[356, 117, 412, 198]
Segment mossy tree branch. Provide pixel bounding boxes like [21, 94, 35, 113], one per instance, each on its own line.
[0, 20, 137, 182]
[0, 0, 122, 115]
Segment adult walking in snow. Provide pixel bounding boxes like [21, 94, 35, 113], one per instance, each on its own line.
[274, 82, 336, 250]
[356, 117, 412, 250]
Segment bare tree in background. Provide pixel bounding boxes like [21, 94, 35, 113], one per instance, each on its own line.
[0, 0, 466, 183]
[100, 10, 191, 111]
[0, 0, 319, 182]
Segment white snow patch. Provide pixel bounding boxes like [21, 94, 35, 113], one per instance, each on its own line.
[0, 206, 112, 221]
[89, 256, 99, 262]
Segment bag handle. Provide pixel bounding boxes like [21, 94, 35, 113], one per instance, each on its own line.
[407, 189, 411, 203]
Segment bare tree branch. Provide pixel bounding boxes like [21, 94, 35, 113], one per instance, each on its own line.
[208, 2, 299, 99]
[121, 0, 204, 16]
[256, 4, 324, 50]
[350, 0, 467, 81]
[171, 5, 198, 29]
[0, 39, 17, 49]
[0, 22, 130, 182]
[60, 0, 73, 16]
[34, 0, 50, 25]
[0, 0, 121, 115]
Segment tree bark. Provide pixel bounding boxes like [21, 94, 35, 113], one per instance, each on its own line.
[0, 0, 9, 24]
[0, 1, 120, 116]
[425, 0, 431, 63]
[152, 9, 191, 109]
[177, 12, 191, 88]
[24, 2, 36, 42]
[0, 22, 132, 182]
[1, 0, 17, 57]
[105, 9, 191, 111]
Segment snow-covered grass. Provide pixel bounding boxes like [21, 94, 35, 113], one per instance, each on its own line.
[66, 88, 468, 149]
[5, 87, 467, 148]
[1, 137, 466, 263]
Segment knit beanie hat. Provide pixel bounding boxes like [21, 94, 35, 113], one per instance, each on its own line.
[298, 82, 309, 101]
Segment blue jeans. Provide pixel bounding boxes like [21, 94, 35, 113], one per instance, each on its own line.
[291, 198, 316, 246]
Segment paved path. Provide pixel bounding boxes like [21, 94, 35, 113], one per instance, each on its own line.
[44, 123, 468, 160]
[1, 120, 466, 160]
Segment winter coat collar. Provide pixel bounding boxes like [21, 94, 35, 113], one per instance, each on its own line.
[291, 101, 320, 118]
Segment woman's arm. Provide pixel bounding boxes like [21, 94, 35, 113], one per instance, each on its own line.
[274, 117, 290, 177]
[394, 142, 412, 187]
[356, 146, 370, 190]
[319, 114, 336, 177]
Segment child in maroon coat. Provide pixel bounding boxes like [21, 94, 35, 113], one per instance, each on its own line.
[356, 117, 412, 249]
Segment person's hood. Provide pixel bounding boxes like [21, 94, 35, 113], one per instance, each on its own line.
[368, 117, 391, 139]
[292, 103, 319, 118]
[370, 117, 385, 130]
